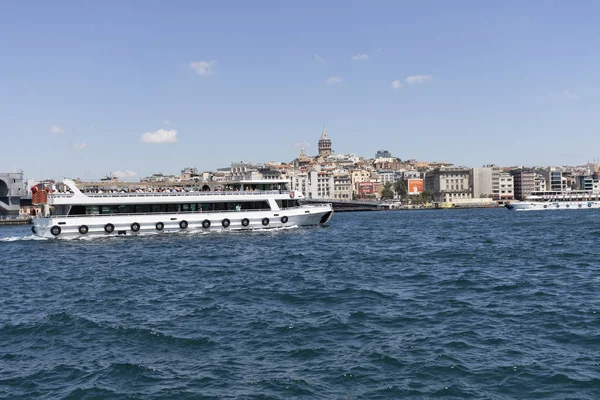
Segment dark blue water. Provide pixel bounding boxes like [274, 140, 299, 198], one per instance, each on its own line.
[1, 209, 600, 399]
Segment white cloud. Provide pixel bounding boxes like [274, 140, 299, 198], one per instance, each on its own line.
[189, 60, 216, 76]
[326, 76, 343, 85]
[563, 90, 580, 100]
[140, 129, 178, 144]
[292, 141, 312, 149]
[352, 53, 369, 61]
[49, 125, 64, 134]
[405, 75, 432, 84]
[72, 142, 87, 149]
[113, 170, 137, 179]
[314, 54, 325, 63]
[391, 80, 402, 90]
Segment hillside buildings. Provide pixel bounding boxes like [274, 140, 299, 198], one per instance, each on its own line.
[14, 127, 600, 208]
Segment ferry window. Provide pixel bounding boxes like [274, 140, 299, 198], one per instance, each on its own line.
[200, 203, 213, 211]
[86, 206, 100, 215]
[116, 205, 133, 214]
[102, 206, 115, 214]
[151, 204, 164, 213]
[276, 200, 299, 208]
[240, 201, 269, 210]
[181, 203, 197, 212]
[135, 204, 150, 213]
[69, 205, 86, 215]
[166, 204, 179, 212]
[214, 202, 227, 211]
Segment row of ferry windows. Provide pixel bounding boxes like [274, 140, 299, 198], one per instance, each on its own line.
[69, 200, 302, 215]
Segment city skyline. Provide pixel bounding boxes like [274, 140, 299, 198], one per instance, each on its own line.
[2, 1, 600, 180]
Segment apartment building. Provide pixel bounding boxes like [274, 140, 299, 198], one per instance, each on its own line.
[424, 167, 471, 203]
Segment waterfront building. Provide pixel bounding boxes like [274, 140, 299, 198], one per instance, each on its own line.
[0, 172, 25, 217]
[471, 167, 493, 198]
[290, 171, 309, 197]
[290, 168, 334, 199]
[575, 175, 595, 191]
[498, 172, 515, 200]
[511, 170, 536, 200]
[471, 165, 501, 199]
[333, 173, 352, 200]
[534, 173, 547, 192]
[318, 127, 332, 158]
[314, 171, 334, 199]
[541, 168, 566, 191]
[424, 167, 471, 203]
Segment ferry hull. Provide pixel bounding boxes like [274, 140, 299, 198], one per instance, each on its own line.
[32, 206, 333, 238]
[506, 201, 600, 211]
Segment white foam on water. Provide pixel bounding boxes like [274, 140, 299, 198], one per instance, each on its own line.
[0, 224, 300, 242]
[0, 235, 49, 242]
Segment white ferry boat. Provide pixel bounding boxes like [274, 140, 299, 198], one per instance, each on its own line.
[505, 190, 600, 211]
[31, 179, 333, 238]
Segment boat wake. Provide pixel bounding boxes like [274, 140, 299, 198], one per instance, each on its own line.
[1, 225, 300, 242]
[0, 235, 49, 242]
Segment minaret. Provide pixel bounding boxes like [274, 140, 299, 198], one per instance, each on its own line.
[318, 126, 332, 158]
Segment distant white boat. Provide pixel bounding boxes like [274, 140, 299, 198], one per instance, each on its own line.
[31, 179, 333, 238]
[505, 190, 600, 211]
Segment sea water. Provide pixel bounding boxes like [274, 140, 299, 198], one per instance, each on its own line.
[1, 209, 599, 399]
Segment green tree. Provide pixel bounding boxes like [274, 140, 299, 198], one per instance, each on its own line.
[394, 180, 408, 198]
[420, 189, 434, 203]
[381, 182, 394, 199]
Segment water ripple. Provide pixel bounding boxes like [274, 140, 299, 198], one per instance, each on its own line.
[2, 210, 600, 398]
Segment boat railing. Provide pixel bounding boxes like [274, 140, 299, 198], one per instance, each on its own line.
[50, 190, 289, 199]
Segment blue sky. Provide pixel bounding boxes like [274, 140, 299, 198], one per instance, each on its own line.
[1, 1, 599, 180]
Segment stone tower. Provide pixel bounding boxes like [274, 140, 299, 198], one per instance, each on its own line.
[318, 126, 332, 158]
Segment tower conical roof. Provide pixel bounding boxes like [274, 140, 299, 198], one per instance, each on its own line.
[320, 126, 329, 141]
